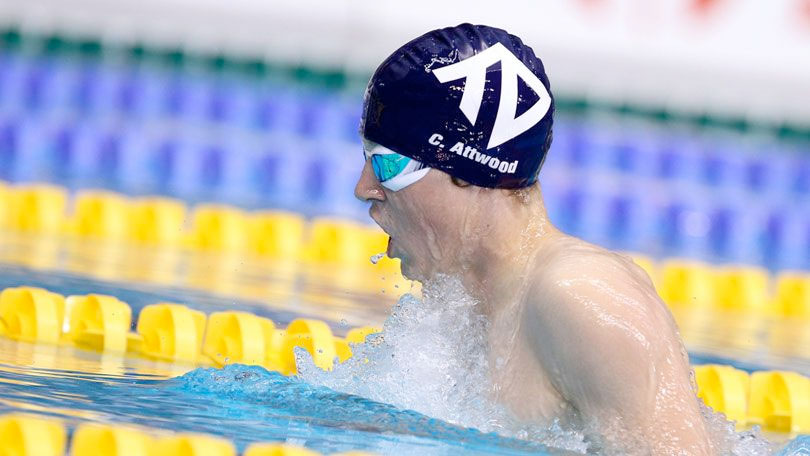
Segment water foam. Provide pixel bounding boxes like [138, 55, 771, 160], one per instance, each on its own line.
[300, 275, 493, 425]
[298, 274, 588, 453]
[298, 275, 787, 455]
[699, 402, 776, 455]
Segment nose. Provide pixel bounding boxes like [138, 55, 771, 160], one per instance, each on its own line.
[354, 159, 386, 202]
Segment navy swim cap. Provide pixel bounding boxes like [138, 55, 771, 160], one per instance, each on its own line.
[360, 23, 554, 189]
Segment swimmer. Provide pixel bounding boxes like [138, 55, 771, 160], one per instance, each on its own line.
[354, 24, 713, 455]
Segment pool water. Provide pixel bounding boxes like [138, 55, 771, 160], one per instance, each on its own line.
[0, 263, 808, 455]
[0, 350, 562, 455]
[0, 265, 563, 455]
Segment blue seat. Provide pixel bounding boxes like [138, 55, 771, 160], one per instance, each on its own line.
[545, 121, 588, 169]
[19, 58, 75, 114]
[706, 197, 769, 264]
[603, 188, 658, 252]
[653, 189, 715, 260]
[113, 128, 167, 193]
[761, 209, 787, 270]
[581, 127, 619, 172]
[555, 186, 586, 237]
[0, 53, 18, 106]
[248, 137, 311, 210]
[200, 144, 224, 189]
[697, 143, 748, 189]
[21, 61, 49, 111]
[113, 70, 144, 115]
[131, 72, 181, 120]
[549, 170, 621, 244]
[70, 64, 101, 113]
[299, 96, 342, 140]
[54, 124, 118, 187]
[1, 58, 27, 109]
[96, 132, 123, 183]
[744, 156, 771, 194]
[150, 138, 178, 190]
[652, 136, 702, 183]
[789, 154, 810, 196]
[210, 83, 254, 126]
[342, 102, 363, 141]
[48, 124, 78, 180]
[3, 117, 42, 182]
[763, 208, 810, 271]
[308, 140, 365, 215]
[252, 90, 302, 134]
[536, 163, 568, 225]
[610, 140, 639, 173]
[0, 118, 18, 180]
[168, 138, 229, 198]
[162, 75, 191, 117]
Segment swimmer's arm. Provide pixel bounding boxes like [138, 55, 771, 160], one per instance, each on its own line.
[530, 274, 712, 455]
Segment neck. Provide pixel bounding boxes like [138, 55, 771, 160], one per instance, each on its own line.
[455, 184, 560, 318]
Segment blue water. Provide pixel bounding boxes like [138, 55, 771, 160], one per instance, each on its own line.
[0, 356, 562, 455]
[0, 345, 805, 455]
[0, 263, 807, 450]
[0, 263, 808, 454]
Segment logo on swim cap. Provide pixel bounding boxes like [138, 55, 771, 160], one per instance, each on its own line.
[432, 42, 551, 150]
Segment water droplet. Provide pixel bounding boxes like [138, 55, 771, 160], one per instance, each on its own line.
[370, 252, 386, 264]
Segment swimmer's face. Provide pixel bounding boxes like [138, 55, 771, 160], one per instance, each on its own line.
[355, 159, 470, 281]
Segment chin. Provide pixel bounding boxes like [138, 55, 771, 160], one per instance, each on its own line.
[390, 243, 425, 282]
[398, 258, 426, 282]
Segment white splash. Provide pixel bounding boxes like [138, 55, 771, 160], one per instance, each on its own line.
[299, 275, 494, 427]
[700, 403, 776, 456]
[369, 252, 386, 265]
[298, 274, 587, 452]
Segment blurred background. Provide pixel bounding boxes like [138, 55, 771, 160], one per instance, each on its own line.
[0, 0, 809, 452]
[1, 0, 809, 268]
[0, 0, 809, 335]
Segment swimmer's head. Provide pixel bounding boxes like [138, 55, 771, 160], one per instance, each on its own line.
[356, 138, 546, 281]
[359, 23, 554, 190]
[356, 24, 554, 280]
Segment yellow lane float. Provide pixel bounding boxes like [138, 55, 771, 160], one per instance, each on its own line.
[0, 414, 66, 456]
[65, 294, 131, 352]
[0, 287, 65, 344]
[71, 423, 153, 456]
[153, 433, 236, 456]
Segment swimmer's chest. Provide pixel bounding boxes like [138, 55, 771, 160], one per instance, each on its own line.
[488, 327, 571, 424]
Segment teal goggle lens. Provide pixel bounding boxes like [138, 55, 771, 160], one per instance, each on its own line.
[371, 153, 412, 183]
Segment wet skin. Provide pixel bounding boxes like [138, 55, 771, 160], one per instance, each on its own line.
[355, 159, 713, 455]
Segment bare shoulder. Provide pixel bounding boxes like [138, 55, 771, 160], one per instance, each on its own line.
[529, 235, 661, 315]
[523, 235, 674, 397]
[524, 236, 710, 453]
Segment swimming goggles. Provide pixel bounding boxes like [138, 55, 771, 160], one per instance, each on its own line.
[364, 142, 430, 191]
